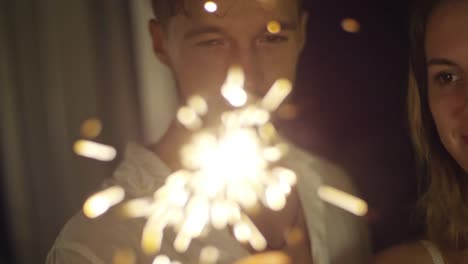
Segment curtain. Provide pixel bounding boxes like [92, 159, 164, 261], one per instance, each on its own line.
[0, 0, 141, 262]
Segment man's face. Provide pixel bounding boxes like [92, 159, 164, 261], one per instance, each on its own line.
[151, 0, 307, 112]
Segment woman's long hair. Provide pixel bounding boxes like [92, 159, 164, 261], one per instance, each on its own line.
[408, 0, 468, 250]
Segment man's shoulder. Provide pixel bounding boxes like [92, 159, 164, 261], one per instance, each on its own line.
[56, 208, 145, 248]
[287, 143, 355, 194]
[50, 208, 149, 263]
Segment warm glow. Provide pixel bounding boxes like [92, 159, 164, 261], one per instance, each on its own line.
[204, 1, 218, 13]
[141, 209, 169, 254]
[341, 18, 361, 33]
[318, 186, 368, 216]
[267, 21, 282, 34]
[265, 185, 286, 211]
[188, 95, 208, 116]
[221, 65, 248, 107]
[177, 107, 202, 130]
[261, 79, 293, 112]
[234, 221, 252, 242]
[244, 216, 267, 251]
[112, 249, 136, 264]
[152, 255, 171, 264]
[83, 186, 125, 218]
[86, 65, 299, 256]
[211, 200, 230, 229]
[174, 232, 192, 253]
[81, 118, 103, 139]
[73, 140, 117, 161]
[200, 246, 220, 264]
[120, 198, 153, 218]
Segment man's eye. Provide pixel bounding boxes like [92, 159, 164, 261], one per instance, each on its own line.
[196, 39, 225, 47]
[259, 35, 289, 44]
[434, 72, 461, 86]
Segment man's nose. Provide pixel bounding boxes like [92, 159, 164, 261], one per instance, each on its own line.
[229, 46, 265, 97]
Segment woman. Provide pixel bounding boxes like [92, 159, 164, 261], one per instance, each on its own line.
[374, 0, 468, 263]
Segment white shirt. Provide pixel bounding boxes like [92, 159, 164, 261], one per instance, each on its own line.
[47, 143, 370, 264]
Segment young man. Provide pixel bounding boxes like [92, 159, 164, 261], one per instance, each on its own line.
[47, 0, 370, 263]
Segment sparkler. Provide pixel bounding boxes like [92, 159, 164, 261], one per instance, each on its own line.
[137, 65, 296, 255]
[82, 65, 297, 261]
[80, 65, 369, 263]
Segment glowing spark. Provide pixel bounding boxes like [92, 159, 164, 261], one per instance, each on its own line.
[265, 184, 286, 211]
[221, 66, 248, 107]
[153, 255, 171, 264]
[83, 186, 124, 218]
[87, 65, 298, 256]
[200, 246, 220, 264]
[234, 221, 252, 242]
[73, 140, 117, 161]
[210, 200, 230, 229]
[285, 227, 304, 247]
[204, 1, 218, 13]
[233, 252, 291, 264]
[242, 216, 267, 251]
[317, 185, 368, 216]
[177, 107, 202, 130]
[188, 95, 208, 116]
[263, 146, 283, 162]
[81, 118, 103, 139]
[261, 79, 292, 112]
[113, 248, 136, 264]
[120, 198, 153, 218]
[267, 21, 282, 34]
[174, 232, 192, 253]
[341, 18, 361, 33]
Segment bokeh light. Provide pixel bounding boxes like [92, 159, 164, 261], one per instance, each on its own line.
[112, 248, 136, 264]
[199, 246, 220, 264]
[267, 21, 282, 34]
[318, 186, 368, 216]
[73, 140, 117, 161]
[81, 118, 103, 139]
[83, 186, 125, 218]
[204, 1, 218, 13]
[341, 18, 361, 33]
[152, 255, 171, 264]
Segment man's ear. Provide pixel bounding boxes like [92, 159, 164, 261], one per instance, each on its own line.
[149, 19, 171, 66]
[298, 12, 309, 53]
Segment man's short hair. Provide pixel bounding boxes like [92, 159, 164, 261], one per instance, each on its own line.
[151, 0, 304, 28]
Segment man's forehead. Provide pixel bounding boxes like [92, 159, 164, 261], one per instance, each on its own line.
[182, 0, 299, 21]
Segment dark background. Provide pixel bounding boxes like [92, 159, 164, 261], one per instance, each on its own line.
[287, 0, 421, 252]
[0, 0, 420, 262]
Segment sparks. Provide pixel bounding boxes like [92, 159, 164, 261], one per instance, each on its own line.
[73, 140, 117, 162]
[317, 185, 368, 216]
[126, 65, 296, 256]
[204, 1, 218, 13]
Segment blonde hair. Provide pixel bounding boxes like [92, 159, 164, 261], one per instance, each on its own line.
[408, 68, 468, 250]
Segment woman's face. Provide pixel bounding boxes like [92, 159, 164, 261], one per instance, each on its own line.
[426, 0, 468, 172]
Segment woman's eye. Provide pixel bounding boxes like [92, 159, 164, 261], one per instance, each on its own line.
[259, 35, 289, 44]
[434, 72, 460, 85]
[196, 39, 225, 47]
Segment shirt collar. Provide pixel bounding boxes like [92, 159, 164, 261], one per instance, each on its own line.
[112, 142, 172, 197]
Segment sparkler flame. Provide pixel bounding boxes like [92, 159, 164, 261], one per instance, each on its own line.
[108, 66, 295, 259]
[134, 65, 297, 255]
[81, 65, 368, 263]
